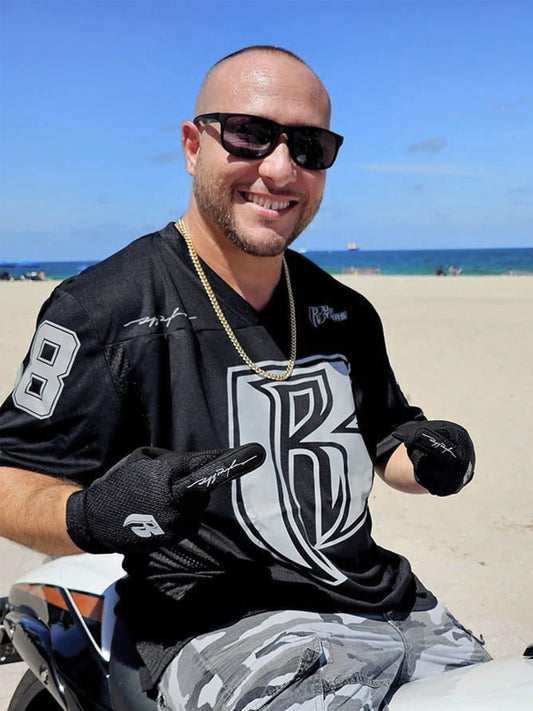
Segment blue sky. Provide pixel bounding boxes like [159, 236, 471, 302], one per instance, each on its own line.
[1, 0, 532, 259]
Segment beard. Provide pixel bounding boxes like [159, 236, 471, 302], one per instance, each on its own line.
[192, 161, 322, 258]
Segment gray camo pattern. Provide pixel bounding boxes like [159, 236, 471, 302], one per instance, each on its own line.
[157, 604, 491, 710]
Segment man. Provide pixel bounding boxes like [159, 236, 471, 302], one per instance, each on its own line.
[0, 46, 489, 709]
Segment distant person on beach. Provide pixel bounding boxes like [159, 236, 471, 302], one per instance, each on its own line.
[0, 46, 490, 709]
[448, 264, 462, 276]
[436, 264, 445, 276]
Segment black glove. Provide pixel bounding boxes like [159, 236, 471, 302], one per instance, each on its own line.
[66, 443, 265, 553]
[391, 420, 475, 496]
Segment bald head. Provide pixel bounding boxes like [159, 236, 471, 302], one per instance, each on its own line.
[194, 46, 331, 127]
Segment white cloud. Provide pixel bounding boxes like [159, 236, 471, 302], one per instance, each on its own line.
[492, 97, 527, 111]
[153, 149, 182, 163]
[407, 137, 447, 153]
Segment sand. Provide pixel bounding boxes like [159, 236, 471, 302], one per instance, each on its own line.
[1, 275, 532, 706]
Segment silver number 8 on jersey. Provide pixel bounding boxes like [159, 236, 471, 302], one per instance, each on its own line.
[12, 320, 80, 420]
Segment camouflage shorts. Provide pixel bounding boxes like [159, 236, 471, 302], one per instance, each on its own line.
[157, 603, 491, 710]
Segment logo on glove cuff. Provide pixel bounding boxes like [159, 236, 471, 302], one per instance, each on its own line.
[123, 514, 164, 538]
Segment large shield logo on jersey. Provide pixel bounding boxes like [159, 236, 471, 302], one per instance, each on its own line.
[227, 354, 373, 586]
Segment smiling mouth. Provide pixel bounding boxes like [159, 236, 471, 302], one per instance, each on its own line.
[241, 191, 296, 211]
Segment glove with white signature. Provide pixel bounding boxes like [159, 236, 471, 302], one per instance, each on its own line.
[66, 443, 265, 553]
[391, 420, 475, 496]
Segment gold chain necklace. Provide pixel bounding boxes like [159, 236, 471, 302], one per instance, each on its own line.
[177, 217, 297, 381]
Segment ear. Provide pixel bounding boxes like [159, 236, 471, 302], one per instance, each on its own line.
[182, 120, 201, 176]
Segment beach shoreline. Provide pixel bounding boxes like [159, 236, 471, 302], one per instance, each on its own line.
[1, 275, 532, 706]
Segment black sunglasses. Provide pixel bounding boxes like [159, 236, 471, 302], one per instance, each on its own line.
[193, 112, 344, 170]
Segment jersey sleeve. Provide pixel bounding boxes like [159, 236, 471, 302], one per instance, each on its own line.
[374, 373, 425, 461]
[346, 290, 426, 462]
[370, 316, 426, 461]
[0, 287, 134, 484]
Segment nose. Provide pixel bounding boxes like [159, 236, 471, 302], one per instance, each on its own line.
[257, 137, 297, 187]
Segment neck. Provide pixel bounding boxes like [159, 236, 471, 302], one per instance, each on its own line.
[176, 212, 283, 311]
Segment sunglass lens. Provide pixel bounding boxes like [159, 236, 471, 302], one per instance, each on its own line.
[291, 128, 338, 170]
[223, 116, 275, 157]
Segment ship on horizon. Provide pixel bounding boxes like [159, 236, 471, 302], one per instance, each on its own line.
[347, 242, 359, 251]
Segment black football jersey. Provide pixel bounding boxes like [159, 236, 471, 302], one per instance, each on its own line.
[0, 222, 434, 688]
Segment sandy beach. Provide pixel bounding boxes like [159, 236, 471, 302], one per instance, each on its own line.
[1, 275, 532, 707]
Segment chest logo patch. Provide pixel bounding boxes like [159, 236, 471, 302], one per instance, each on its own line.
[309, 305, 348, 327]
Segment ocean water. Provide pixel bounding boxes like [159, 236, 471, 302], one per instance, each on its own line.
[1, 247, 532, 280]
[304, 247, 533, 276]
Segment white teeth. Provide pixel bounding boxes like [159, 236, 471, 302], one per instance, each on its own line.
[246, 193, 290, 210]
